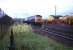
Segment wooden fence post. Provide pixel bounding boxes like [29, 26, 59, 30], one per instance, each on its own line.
[9, 28, 15, 50]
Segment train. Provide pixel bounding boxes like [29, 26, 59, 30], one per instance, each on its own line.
[26, 15, 73, 26]
[26, 15, 62, 25]
[26, 15, 44, 25]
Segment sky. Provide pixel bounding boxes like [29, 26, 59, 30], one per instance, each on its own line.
[0, 0, 73, 19]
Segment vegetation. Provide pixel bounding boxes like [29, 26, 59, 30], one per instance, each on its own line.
[0, 14, 14, 40]
[0, 24, 73, 50]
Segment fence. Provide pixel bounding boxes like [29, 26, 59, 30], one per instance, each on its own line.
[0, 23, 16, 50]
[0, 23, 29, 50]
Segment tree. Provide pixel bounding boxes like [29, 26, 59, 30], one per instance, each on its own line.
[0, 9, 14, 39]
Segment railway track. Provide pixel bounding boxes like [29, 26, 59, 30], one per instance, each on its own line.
[31, 25, 73, 47]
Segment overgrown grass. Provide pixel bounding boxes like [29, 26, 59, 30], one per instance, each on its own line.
[0, 24, 73, 50]
[12, 24, 73, 50]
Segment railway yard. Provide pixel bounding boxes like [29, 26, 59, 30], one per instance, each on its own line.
[0, 9, 73, 50]
[1, 0, 73, 49]
[31, 24, 73, 47]
[0, 24, 73, 50]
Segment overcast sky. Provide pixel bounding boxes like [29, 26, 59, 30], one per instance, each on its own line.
[0, 0, 73, 19]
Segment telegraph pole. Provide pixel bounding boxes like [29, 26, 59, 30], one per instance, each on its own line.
[55, 5, 56, 16]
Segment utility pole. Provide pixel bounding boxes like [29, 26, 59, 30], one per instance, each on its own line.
[55, 5, 57, 16]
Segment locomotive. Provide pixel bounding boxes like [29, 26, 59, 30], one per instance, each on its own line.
[27, 15, 44, 25]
